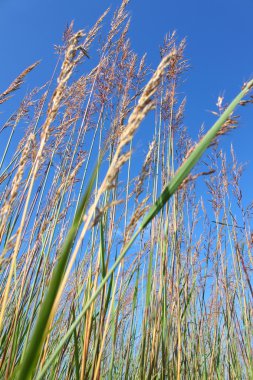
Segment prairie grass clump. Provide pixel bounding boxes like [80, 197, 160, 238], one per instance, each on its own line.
[0, 2, 253, 379]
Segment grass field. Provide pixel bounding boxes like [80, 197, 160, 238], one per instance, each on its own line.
[0, 2, 253, 379]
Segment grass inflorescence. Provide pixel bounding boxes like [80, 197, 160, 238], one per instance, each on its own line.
[0, 2, 253, 379]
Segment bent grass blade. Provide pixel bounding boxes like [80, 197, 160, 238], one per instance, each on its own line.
[35, 80, 253, 380]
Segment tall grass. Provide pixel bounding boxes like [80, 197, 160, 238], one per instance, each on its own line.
[0, 2, 253, 379]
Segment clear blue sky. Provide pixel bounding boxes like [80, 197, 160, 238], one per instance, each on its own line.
[1, 0, 253, 199]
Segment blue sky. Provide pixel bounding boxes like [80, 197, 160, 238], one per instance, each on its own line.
[1, 0, 253, 201]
